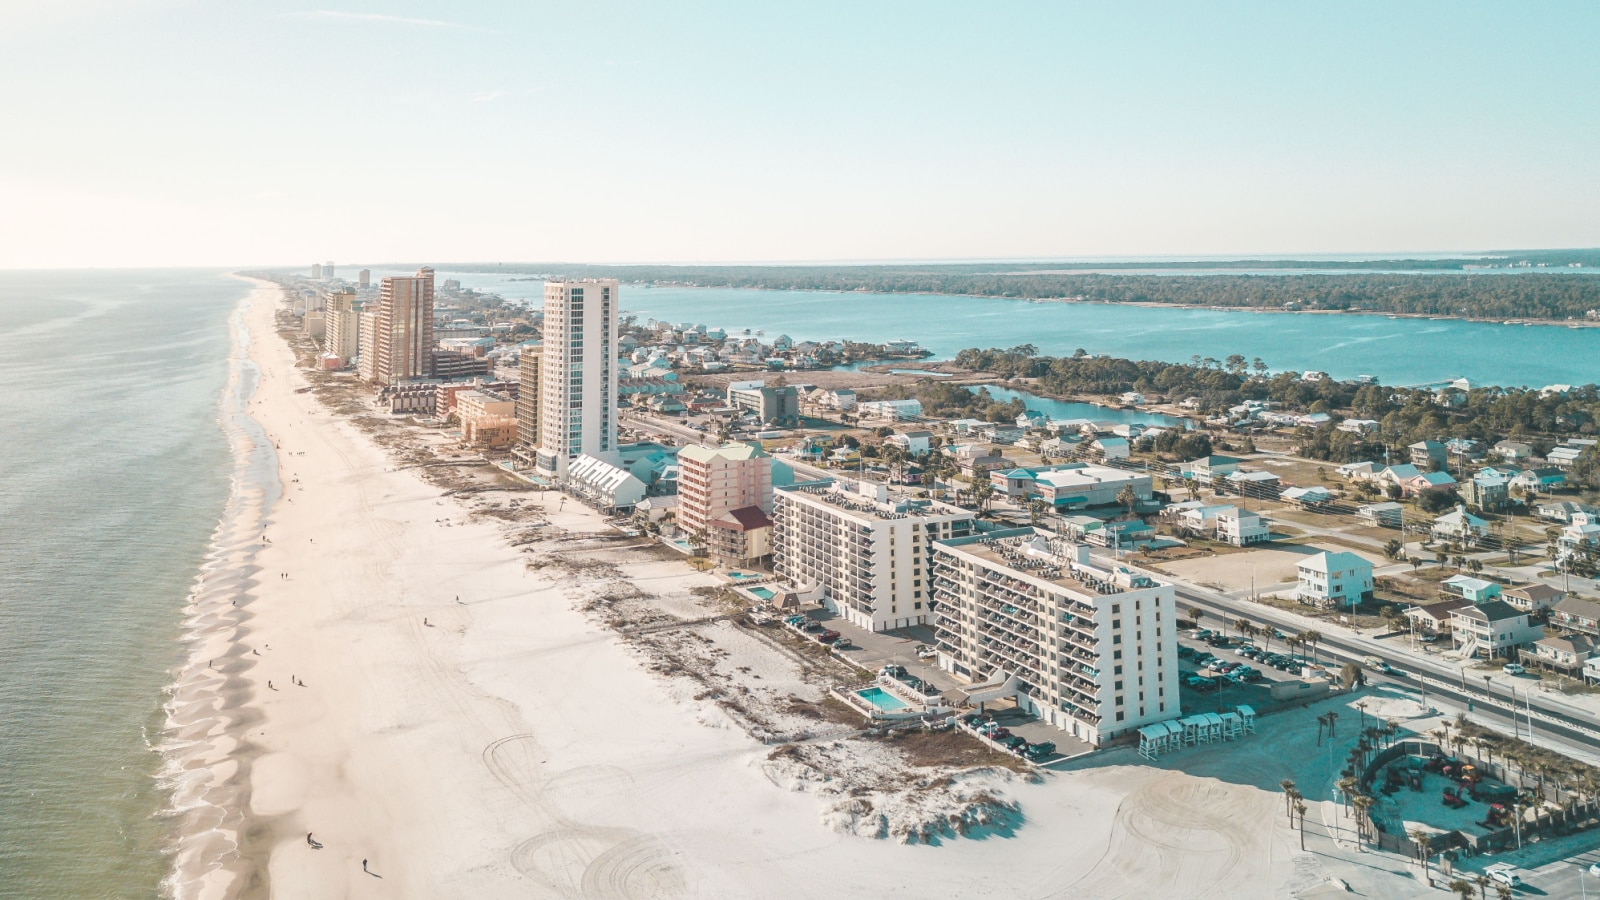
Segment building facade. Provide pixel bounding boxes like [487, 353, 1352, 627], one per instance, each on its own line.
[933, 529, 1179, 746]
[1295, 551, 1374, 609]
[367, 267, 435, 385]
[322, 288, 362, 364]
[514, 347, 541, 459]
[677, 442, 774, 538]
[773, 479, 976, 632]
[536, 280, 618, 479]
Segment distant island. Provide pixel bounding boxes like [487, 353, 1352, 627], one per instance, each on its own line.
[442, 250, 1600, 322]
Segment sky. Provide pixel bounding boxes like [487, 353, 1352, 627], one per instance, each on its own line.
[2, 1, 1598, 268]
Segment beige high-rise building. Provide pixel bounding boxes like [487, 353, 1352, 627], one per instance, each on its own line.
[535, 280, 618, 478]
[357, 307, 381, 382]
[678, 442, 773, 537]
[323, 288, 362, 364]
[366, 267, 435, 385]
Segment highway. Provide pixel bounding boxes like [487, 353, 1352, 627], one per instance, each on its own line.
[1174, 585, 1600, 763]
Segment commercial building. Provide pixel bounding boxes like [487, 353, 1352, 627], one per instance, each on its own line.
[1294, 551, 1374, 610]
[566, 454, 646, 511]
[534, 280, 619, 479]
[773, 479, 976, 632]
[932, 529, 1180, 746]
[365, 267, 435, 385]
[994, 463, 1152, 510]
[357, 268, 371, 288]
[727, 380, 799, 425]
[677, 442, 774, 538]
[858, 398, 923, 420]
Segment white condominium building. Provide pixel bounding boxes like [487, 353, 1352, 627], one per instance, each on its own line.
[535, 280, 619, 479]
[933, 529, 1179, 746]
[323, 288, 361, 364]
[773, 479, 976, 632]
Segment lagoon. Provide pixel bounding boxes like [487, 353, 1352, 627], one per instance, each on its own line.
[430, 273, 1600, 389]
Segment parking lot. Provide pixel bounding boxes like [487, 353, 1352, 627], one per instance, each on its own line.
[1173, 626, 1331, 715]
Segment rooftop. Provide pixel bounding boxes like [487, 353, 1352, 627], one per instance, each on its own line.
[941, 530, 1165, 598]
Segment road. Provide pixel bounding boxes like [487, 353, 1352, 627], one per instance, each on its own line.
[1173, 584, 1600, 764]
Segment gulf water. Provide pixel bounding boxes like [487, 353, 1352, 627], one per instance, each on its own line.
[0, 270, 242, 898]
[422, 272, 1600, 388]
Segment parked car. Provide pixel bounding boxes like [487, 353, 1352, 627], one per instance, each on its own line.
[815, 630, 841, 644]
[801, 621, 823, 633]
[1234, 669, 1262, 683]
[1000, 735, 1027, 751]
[989, 728, 1012, 741]
[916, 644, 937, 659]
[1485, 864, 1522, 887]
[1023, 742, 1056, 762]
[1502, 663, 1526, 676]
[880, 664, 907, 678]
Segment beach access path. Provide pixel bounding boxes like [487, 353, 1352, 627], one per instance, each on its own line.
[217, 279, 1435, 899]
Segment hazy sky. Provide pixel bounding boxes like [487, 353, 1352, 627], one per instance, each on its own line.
[3, 1, 1598, 268]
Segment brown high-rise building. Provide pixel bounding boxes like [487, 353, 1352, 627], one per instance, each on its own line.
[368, 267, 435, 384]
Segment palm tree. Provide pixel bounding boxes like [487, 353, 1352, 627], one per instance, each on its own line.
[1187, 607, 1205, 630]
[1351, 794, 1374, 844]
[1411, 829, 1434, 882]
[1474, 874, 1491, 900]
[1235, 618, 1254, 642]
[1116, 483, 1138, 519]
[1303, 630, 1323, 662]
[1336, 777, 1358, 816]
[1383, 538, 1404, 560]
[1295, 800, 1309, 850]
[1356, 700, 1369, 732]
[1466, 558, 1484, 576]
[1315, 714, 1328, 747]
[1279, 779, 1297, 818]
[1448, 879, 1474, 900]
[1325, 710, 1339, 738]
[1494, 884, 1512, 900]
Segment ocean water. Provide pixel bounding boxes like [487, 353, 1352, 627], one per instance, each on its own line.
[0, 270, 243, 899]
[416, 272, 1600, 388]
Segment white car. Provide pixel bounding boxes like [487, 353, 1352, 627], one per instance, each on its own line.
[1589, 861, 1600, 877]
[1486, 864, 1522, 887]
[1502, 663, 1526, 676]
[916, 644, 937, 659]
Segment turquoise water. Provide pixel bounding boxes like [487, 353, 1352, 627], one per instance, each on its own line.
[747, 586, 776, 600]
[857, 687, 908, 712]
[727, 571, 762, 582]
[980, 387, 1186, 427]
[425, 272, 1600, 388]
[0, 270, 241, 899]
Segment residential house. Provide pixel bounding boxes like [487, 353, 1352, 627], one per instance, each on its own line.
[1460, 470, 1511, 511]
[1450, 600, 1542, 659]
[1588, 657, 1600, 686]
[1410, 440, 1448, 468]
[1338, 461, 1378, 480]
[1548, 442, 1593, 470]
[1215, 506, 1269, 547]
[1120, 392, 1146, 405]
[979, 424, 1025, 444]
[1184, 455, 1244, 481]
[1432, 506, 1490, 545]
[1444, 438, 1487, 461]
[1295, 551, 1375, 610]
[565, 455, 648, 511]
[1091, 437, 1129, 460]
[1557, 514, 1600, 565]
[1535, 500, 1600, 523]
[1225, 470, 1282, 499]
[1513, 467, 1568, 494]
[1493, 440, 1535, 462]
[1405, 597, 1475, 636]
[1500, 583, 1565, 615]
[1522, 633, 1598, 677]
[1403, 470, 1458, 497]
[1441, 574, 1502, 603]
[1357, 501, 1405, 527]
[705, 506, 773, 567]
[1281, 486, 1333, 508]
[1377, 464, 1422, 490]
[1338, 419, 1380, 435]
[1552, 596, 1600, 636]
[1176, 504, 1230, 535]
[858, 398, 923, 420]
[886, 430, 934, 457]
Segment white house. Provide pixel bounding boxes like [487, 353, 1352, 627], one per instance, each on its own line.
[1449, 600, 1542, 660]
[1295, 551, 1374, 610]
[1092, 437, 1130, 460]
[1432, 505, 1490, 545]
[858, 398, 923, 420]
[886, 430, 933, 458]
[1215, 507, 1269, 546]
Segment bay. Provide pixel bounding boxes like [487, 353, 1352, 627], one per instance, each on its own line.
[426, 272, 1600, 389]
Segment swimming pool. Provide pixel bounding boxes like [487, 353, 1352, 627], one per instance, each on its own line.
[748, 586, 776, 601]
[728, 571, 763, 581]
[857, 687, 908, 712]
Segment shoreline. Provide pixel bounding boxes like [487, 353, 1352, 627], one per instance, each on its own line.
[153, 278, 1431, 898]
[160, 280, 280, 900]
[624, 281, 1600, 330]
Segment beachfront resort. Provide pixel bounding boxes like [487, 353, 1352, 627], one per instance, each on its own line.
[265, 264, 1600, 895]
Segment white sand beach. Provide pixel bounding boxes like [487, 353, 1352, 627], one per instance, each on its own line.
[162, 280, 1430, 899]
